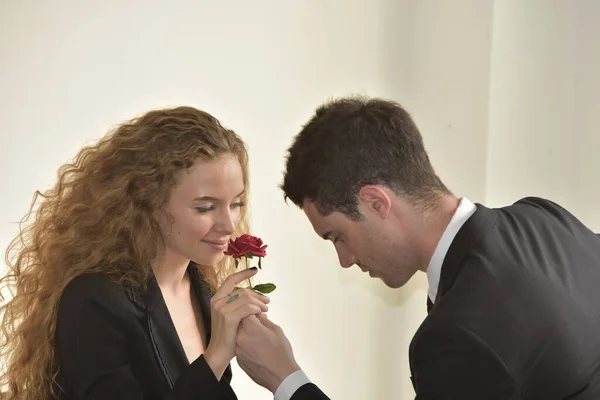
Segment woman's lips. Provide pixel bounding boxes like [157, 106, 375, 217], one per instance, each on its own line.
[202, 240, 228, 251]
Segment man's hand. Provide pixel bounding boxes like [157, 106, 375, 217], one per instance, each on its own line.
[236, 314, 301, 393]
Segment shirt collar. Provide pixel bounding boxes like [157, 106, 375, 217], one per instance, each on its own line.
[426, 197, 477, 303]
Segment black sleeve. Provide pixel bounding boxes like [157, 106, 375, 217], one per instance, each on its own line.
[411, 325, 520, 400]
[290, 383, 330, 400]
[55, 279, 234, 399]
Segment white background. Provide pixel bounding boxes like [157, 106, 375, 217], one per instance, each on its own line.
[1, 1, 599, 398]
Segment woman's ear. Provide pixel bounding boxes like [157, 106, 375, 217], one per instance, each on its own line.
[358, 186, 391, 219]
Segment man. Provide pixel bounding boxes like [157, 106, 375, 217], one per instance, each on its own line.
[235, 96, 600, 399]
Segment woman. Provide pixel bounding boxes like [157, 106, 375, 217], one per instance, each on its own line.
[0, 106, 269, 399]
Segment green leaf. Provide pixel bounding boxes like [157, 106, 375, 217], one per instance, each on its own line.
[258, 257, 262, 269]
[233, 286, 242, 291]
[235, 259, 239, 268]
[245, 253, 254, 259]
[252, 283, 276, 294]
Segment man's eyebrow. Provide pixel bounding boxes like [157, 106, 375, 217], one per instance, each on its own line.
[321, 231, 333, 240]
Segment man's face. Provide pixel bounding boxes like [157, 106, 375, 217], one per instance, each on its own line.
[303, 200, 420, 288]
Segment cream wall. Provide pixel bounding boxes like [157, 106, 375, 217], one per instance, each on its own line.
[1, 1, 598, 399]
[486, 0, 600, 230]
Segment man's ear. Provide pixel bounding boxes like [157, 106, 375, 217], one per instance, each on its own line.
[358, 186, 391, 219]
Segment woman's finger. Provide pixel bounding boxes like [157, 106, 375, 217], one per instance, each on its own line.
[212, 268, 259, 300]
[228, 304, 265, 324]
[213, 288, 269, 310]
[217, 289, 269, 314]
[228, 294, 269, 314]
[213, 288, 269, 309]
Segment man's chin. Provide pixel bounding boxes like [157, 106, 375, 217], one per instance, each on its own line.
[368, 272, 393, 287]
[379, 275, 408, 289]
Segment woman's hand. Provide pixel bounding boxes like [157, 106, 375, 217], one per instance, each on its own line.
[203, 267, 270, 380]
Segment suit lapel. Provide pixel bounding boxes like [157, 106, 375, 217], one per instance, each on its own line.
[142, 274, 189, 387]
[189, 265, 213, 345]
[410, 204, 498, 392]
[426, 297, 433, 314]
[434, 203, 498, 304]
[127, 264, 200, 388]
[128, 264, 233, 387]
[189, 265, 233, 383]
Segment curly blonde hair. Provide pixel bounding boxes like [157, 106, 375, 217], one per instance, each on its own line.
[0, 106, 250, 399]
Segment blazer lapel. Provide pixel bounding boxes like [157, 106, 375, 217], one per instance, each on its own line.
[426, 297, 433, 314]
[434, 203, 498, 304]
[128, 268, 190, 388]
[128, 264, 233, 387]
[189, 265, 234, 383]
[146, 275, 189, 387]
[189, 265, 213, 346]
[410, 204, 498, 392]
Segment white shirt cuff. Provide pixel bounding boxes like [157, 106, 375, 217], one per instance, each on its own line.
[273, 370, 311, 400]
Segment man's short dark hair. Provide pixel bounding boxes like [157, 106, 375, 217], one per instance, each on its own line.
[281, 95, 449, 219]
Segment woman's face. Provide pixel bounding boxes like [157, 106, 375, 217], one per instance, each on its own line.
[161, 155, 245, 267]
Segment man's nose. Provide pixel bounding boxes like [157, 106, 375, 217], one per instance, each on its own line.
[337, 251, 357, 269]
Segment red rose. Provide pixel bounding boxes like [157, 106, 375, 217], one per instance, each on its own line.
[224, 234, 267, 259]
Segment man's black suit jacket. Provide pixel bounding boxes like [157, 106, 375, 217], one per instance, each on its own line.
[409, 197, 600, 399]
[292, 197, 600, 400]
[54, 266, 237, 399]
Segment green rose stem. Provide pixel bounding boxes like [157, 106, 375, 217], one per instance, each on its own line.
[245, 255, 252, 288]
[231, 251, 275, 293]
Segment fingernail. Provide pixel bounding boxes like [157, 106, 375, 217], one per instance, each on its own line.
[250, 267, 258, 270]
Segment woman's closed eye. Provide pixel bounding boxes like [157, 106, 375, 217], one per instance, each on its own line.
[195, 201, 245, 214]
[195, 205, 216, 213]
[232, 201, 246, 209]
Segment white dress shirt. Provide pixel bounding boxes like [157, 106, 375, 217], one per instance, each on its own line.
[274, 197, 477, 399]
[426, 197, 476, 303]
[274, 370, 310, 400]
